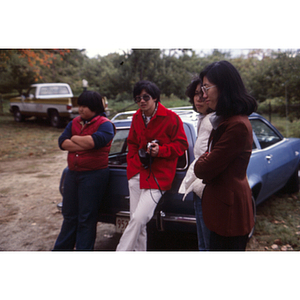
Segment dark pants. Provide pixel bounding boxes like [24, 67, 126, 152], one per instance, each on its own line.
[53, 168, 109, 251]
[209, 231, 249, 251]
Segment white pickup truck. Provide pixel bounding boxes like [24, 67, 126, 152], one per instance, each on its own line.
[9, 83, 79, 127]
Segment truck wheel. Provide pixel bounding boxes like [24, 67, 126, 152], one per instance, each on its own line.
[14, 108, 24, 122]
[50, 111, 61, 128]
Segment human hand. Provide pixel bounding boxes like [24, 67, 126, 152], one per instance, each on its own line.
[147, 142, 159, 157]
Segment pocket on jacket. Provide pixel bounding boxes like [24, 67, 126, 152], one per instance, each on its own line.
[209, 184, 235, 206]
[219, 187, 234, 206]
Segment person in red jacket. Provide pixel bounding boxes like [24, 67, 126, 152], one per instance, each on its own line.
[53, 91, 115, 250]
[116, 80, 188, 251]
[194, 61, 257, 251]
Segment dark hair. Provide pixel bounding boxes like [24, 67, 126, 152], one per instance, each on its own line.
[77, 91, 105, 115]
[186, 77, 202, 112]
[186, 77, 214, 114]
[133, 80, 161, 103]
[200, 60, 257, 117]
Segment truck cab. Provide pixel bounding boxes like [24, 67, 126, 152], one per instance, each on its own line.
[10, 83, 79, 127]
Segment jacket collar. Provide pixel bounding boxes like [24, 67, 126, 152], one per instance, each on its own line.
[79, 114, 101, 126]
[209, 112, 224, 130]
[155, 102, 168, 116]
[137, 102, 167, 117]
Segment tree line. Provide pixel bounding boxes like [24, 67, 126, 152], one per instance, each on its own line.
[1, 48, 300, 119]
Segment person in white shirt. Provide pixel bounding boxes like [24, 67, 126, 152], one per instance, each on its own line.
[179, 77, 213, 251]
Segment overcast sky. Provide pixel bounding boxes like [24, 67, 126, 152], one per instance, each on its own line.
[85, 48, 253, 59]
[1, 3, 298, 60]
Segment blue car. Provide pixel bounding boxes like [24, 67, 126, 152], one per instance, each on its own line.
[59, 109, 300, 238]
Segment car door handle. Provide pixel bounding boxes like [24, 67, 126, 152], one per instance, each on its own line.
[266, 155, 273, 163]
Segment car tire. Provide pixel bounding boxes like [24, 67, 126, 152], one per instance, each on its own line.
[281, 167, 299, 194]
[50, 110, 61, 128]
[13, 108, 24, 122]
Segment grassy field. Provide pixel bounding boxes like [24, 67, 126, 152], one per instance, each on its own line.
[0, 98, 299, 250]
[0, 114, 63, 161]
[253, 192, 300, 250]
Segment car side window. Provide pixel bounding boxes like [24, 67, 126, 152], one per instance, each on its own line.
[250, 119, 282, 149]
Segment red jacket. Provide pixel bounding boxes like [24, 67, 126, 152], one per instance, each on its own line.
[127, 103, 188, 190]
[194, 115, 254, 237]
[68, 115, 113, 171]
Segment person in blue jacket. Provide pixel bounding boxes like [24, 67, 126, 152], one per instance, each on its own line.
[53, 91, 115, 250]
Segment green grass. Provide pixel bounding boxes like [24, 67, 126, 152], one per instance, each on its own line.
[253, 192, 300, 250]
[0, 114, 63, 162]
[0, 98, 64, 161]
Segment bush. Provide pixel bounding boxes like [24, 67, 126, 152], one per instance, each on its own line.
[115, 92, 132, 102]
[258, 98, 300, 122]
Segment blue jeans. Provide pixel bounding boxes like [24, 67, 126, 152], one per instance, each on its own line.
[194, 194, 210, 251]
[53, 168, 109, 250]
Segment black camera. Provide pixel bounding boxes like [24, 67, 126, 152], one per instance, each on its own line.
[138, 140, 159, 168]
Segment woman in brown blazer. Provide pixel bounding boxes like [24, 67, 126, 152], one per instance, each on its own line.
[194, 60, 257, 251]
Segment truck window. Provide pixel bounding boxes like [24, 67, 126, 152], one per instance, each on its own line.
[39, 85, 70, 96]
[58, 86, 70, 94]
[40, 87, 50, 95]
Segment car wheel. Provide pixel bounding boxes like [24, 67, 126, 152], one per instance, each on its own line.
[57, 202, 63, 211]
[248, 195, 256, 239]
[281, 167, 299, 194]
[14, 108, 24, 122]
[50, 111, 61, 128]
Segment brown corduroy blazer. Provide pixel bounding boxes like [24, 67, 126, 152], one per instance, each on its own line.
[194, 115, 254, 237]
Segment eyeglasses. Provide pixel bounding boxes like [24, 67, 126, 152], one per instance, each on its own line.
[201, 85, 216, 95]
[134, 94, 152, 103]
[194, 91, 205, 102]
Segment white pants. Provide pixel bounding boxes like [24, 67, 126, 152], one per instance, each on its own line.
[116, 174, 164, 251]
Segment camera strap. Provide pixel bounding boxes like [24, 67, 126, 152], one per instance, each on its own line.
[146, 147, 164, 204]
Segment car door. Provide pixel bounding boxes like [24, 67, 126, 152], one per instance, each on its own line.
[100, 125, 131, 218]
[249, 117, 294, 203]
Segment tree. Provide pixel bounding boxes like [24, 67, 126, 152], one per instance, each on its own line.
[0, 49, 72, 94]
[0, 50, 36, 94]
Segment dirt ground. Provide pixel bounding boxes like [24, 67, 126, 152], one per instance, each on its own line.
[0, 151, 120, 251]
[0, 150, 265, 251]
